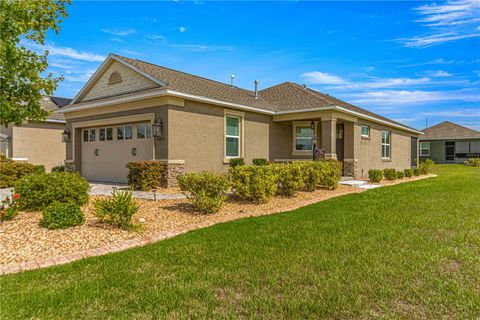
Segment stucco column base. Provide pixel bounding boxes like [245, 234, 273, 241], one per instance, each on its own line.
[64, 160, 75, 173]
[343, 158, 358, 178]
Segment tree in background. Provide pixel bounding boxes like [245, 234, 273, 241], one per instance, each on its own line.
[0, 0, 70, 127]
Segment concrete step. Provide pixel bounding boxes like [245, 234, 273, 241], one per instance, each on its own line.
[339, 180, 368, 187]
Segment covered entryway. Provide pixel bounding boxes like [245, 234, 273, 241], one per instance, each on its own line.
[81, 122, 153, 183]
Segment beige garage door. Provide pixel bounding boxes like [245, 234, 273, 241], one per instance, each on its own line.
[81, 123, 153, 183]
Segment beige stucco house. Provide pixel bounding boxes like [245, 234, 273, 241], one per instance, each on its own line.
[59, 54, 422, 184]
[1, 96, 70, 171]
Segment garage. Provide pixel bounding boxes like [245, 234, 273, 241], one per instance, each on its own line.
[81, 122, 153, 183]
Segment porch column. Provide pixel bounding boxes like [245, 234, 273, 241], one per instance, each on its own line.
[343, 122, 360, 178]
[321, 118, 337, 159]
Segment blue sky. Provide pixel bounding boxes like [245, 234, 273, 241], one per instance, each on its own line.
[31, 0, 479, 130]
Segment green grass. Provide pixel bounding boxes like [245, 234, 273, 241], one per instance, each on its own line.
[1, 165, 479, 319]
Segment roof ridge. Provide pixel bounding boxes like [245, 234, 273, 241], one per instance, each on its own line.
[114, 54, 257, 95]
[425, 121, 480, 133]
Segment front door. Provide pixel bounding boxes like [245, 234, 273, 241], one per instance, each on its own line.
[445, 141, 455, 162]
[336, 124, 344, 172]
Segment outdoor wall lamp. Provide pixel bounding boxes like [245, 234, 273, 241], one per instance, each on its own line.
[152, 118, 163, 138]
[62, 129, 71, 142]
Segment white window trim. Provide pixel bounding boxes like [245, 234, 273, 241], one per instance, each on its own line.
[292, 121, 316, 156]
[419, 141, 430, 156]
[381, 130, 391, 159]
[224, 109, 244, 161]
[361, 124, 370, 138]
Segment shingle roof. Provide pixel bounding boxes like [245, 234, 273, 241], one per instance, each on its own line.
[40, 96, 71, 121]
[420, 121, 480, 140]
[66, 54, 420, 132]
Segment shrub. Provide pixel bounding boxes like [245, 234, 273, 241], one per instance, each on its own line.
[404, 168, 414, 178]
[229, 158, 245, 168]
[316, 160, 342, 190]
[252, 158, 269, 166]
[14, 172, 89, 211]
[419, 158, 435, 174]
[0, 162, 45, 188]
[229, 165, 277, 204]
[0, 153, 12, 162]
[368, 169, 383, 183]
[127, 161, 167, 191]
[396, 171, 405, 179]
[274, 163, 305, 197]
[464, 158, 480, 167]
[93, 190, 138, 229]
[178, 172, 229, 213]
[414, 168, 422, 176]
[39, 202, 84, 229]
[51, 165, 65, 172]
[300, 162, 321, 191]
[383, 168, 397, 181]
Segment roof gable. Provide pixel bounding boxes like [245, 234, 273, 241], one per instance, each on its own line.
[421, 121, 480, 140]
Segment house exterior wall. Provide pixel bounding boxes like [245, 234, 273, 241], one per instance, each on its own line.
[355, 119, 414, 179]
[79, 60, 158, 102]
[420, 139, 480, 164]
[6, 122, 66, 171]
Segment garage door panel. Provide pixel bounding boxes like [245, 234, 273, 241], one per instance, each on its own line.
[81, 123, 153, 183]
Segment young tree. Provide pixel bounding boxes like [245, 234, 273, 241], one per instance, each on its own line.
[0, 0, 70, 127]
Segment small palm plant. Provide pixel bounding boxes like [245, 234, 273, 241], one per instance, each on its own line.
[93, 189, 139, 230]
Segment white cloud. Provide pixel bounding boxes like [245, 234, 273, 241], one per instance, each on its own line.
[101, 28, 136, 36]
[420, 108, 480, 117]
[144, 35, 234, 52]
[110, 37, 125, 43]
[342, 89, 480, 105]
[300, 71, 346, 85]
[400, 0, 480, 47]
[362, 66, 375, 72]
[24, 42, 105, 62]
[417, 70, 452, 77]
[179, 26, 187, 33]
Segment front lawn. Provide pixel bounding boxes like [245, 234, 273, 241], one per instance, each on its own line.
[1, 165, 479, 318]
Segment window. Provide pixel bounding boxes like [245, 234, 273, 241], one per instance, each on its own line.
[125, 126, 132, 140]
[109, 71, 122, 85]
[146, 124, 151, 139]
[419, 141, 430, 156]
[137, 124, 146, 139]
[117, 127, 124, 140]
[99, 128, 106, 141]
[225, 115, 241, 158]
[106, 128, 113, 141]
[361, 125, 370, 138]
[89, 129, 96, 142]
[382, 130, 391, 159]
[294, 123, 313, 151]
[83, 130, 88, 142]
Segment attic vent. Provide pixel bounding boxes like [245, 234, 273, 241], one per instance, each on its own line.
[109, 71, 122, 85]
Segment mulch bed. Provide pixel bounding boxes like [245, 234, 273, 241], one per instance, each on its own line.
[0, 175, 434, 266]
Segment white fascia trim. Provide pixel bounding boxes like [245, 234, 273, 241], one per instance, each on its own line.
[44, 119, 66, 123]
[69, 54, 166, 105]
[60, 89, 275, 115]
[275, 106, 335, 114]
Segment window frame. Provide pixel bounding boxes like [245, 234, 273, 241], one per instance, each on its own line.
[292, 121, 316, 156]
[224, 110, 244, 160]
[381, 130, 391, 159]
[419, 141, 430, 156]
[89, 129, 96, 142]
[361, 125, 370, 138]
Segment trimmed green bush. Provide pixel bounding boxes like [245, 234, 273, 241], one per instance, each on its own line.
[229, 165, 277, 204]
[419, 158, 435, 174]
[317, 160, 342, 190]
[51, 165, 65, 173]
[414, 168, 422, 176]
[404, 168, 414, 178]
[368, 169, 383, 183]
[274, 162, 305, 197]
[39, 202, 84, 229]
[299, 162, 321, 191]
[14, 172, 89, 211]
[0, 162, 45, 188]
[396, 171, 405, 179]
[383, 168, 397, 181]
[252, 158, 269, 166]
[229, 158, 245, 168]
[93, 190, 138, 229]
[464, 158, 480, 167]
[178, 172, 229, 213]
[0, 153, 12, 162]
[127, 161, 167, 191]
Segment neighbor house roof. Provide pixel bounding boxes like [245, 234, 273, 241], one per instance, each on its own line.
[420, 121, 480, 140]
[63, 53, 421, 133]
[40, 96, 71, 121]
